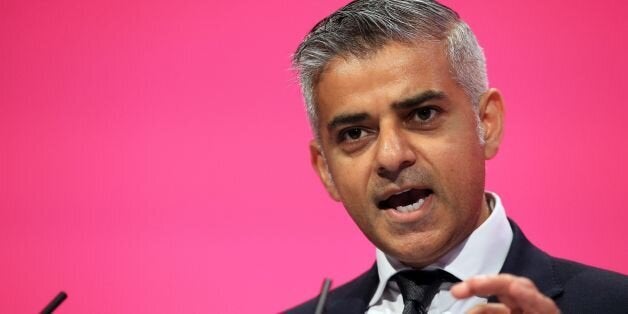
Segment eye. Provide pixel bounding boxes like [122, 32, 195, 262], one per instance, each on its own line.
[338, 127, 368, 142]
[412, 107, 439, 122]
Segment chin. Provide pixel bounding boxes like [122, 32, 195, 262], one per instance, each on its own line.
[379, 236, 446, 268]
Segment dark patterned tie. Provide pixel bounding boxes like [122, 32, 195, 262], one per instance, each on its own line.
[392, 269, 460, 314]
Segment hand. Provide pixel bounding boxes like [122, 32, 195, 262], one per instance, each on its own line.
[450, 274, 560, 314]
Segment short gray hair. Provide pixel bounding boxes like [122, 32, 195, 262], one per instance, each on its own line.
[293, 0, 488, 136]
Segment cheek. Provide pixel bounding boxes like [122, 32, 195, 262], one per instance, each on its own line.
[328, 157, 372, 204]
[429, 136, 485, 190]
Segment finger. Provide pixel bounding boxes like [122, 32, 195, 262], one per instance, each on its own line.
[451, 274, 517, 299]
[506, 279, 558, 313]
[451, 277, 519, 310]
[453, 274, 559, 313]
[466, 303, 513, 314]
[451, 281, 474, 298]
[452, 274, 536, 298]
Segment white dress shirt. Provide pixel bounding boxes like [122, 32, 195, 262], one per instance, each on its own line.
[367, 192, 513, 314]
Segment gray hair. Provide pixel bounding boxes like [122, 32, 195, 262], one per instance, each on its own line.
[293, 0, 488, 137]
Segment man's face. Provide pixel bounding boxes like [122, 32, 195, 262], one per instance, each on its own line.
[311, 41, 502, 267]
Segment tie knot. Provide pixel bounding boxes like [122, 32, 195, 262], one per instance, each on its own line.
[392, 269, 460, 314]
[395, 269, 459, 288]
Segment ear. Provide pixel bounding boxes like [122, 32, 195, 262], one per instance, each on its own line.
[309, 140, 341, 201]
[478, 88, 505, 160]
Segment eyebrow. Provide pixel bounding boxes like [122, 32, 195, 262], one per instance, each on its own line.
[327, 113, 370, 131]
[392, 90, 446, 110]
[325, 90, 446, 132]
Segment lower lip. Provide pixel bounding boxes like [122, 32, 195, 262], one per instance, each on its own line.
[383, 193, 433, 223]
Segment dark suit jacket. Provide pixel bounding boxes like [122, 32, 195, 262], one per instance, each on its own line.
[285, 220, 628, 313]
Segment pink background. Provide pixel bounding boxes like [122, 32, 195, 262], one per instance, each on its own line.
[1, 0, 627, 313]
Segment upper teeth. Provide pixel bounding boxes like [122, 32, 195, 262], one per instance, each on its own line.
[396, 197, 425, 213]
[393, 189, 412, 196]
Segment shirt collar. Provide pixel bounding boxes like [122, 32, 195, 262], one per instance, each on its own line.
[368, 192, 513, 307]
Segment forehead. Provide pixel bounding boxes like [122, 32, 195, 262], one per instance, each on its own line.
[314, 40, 461, 122]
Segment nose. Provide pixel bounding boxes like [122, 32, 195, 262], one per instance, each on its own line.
[375, 125, 416, 181]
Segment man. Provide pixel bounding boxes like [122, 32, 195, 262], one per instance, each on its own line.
[286, 1, 628, 313]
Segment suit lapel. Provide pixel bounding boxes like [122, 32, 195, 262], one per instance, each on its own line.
[324, 264, 379, 314]
[488, 219, 564, 302]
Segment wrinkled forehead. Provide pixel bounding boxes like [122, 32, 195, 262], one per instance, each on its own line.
[314, 39, 452, 100]
[314, 41, 461, 126]
[315, 37, 448, 83]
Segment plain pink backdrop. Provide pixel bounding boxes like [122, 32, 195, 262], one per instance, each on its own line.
[1, 0, 627, 313]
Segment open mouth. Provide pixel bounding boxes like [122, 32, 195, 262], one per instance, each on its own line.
[377, 188, 433, 213]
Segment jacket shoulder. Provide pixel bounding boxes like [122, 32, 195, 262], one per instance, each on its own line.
[551, 257, 628, 313]
[501, 219, 628, 313]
